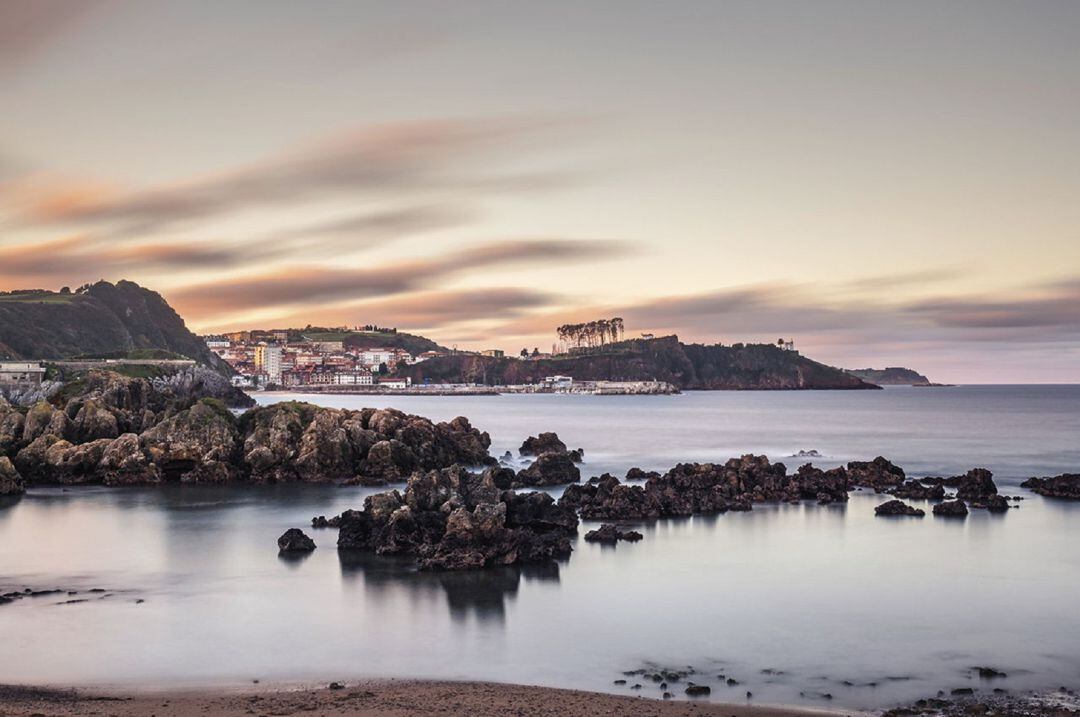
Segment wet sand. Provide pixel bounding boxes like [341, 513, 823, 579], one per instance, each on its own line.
[0, 680, 843, 717]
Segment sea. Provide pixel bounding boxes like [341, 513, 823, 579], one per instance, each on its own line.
[1, 385, 1078, 709]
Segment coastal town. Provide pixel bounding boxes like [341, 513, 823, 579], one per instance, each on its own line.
[197, 321, 678, 395]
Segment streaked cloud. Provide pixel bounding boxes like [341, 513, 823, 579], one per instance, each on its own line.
[30, 118, 567, 237]
[169, 238, 633, 319]
[0, 0, 105, 71]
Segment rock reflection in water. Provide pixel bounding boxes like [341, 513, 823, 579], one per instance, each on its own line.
[338, 549, 560, 624]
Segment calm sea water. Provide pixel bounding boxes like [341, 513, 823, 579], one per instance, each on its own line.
[2, 386, 1078, 709]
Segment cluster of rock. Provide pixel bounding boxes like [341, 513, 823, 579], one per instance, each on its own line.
[334, 464, 580, 570]
[0, 372, 495, 492]
[559, 454, 850, 520]
[1021, 473, 1080, 499]
[877, 468, 1014, 517]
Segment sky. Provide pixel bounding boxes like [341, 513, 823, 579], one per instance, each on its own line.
[1, 0, 1079, 383]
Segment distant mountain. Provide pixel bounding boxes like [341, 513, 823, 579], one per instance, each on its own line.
[395, 335, 879, 390]
[845, 367, 932, 386]
[0, 280, 231, 374]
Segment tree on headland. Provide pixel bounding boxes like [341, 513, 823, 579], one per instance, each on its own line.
[556, 317, 626, 352]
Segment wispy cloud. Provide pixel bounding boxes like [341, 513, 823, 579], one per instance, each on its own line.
[0, 0, 105, 71]
[29, 118, 568, 237]
[169, 238, 633, 319]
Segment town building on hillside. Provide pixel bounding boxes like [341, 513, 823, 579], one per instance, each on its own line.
[0, 361, 46, 386]
[378, 377, 411, 389]
[359, 348, 395, 367]
[254, 344, 283, 383]
[481, 349, 505, 358]
[311, 340, 344, 353]
[203, 336, 231, 349]
[333, 371, 374, 386]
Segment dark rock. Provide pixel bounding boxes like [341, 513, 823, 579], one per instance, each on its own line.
[1021, 474, 1080, 500]
[336, 464, 578, 571]
[513, 451, 581, 487]
[583, 524, 644, 543]
[975, 494, 1011, 513]
[847, 457, 905, 491]
[685, 684, 711, 696]
[933, 499, 969, 517]
[518, 432, 568, 456]
[890, 480, 946, 501]
[951, 469, 998, 503]
[277, 528, 316, 552]
[875, 500, 925, 517]
[973, 667, 1007, 679]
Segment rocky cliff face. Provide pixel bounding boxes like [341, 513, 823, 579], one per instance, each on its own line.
[395, 336, 878, 390]
[844, 367, 932, 385]
[0, 280, 230, 374]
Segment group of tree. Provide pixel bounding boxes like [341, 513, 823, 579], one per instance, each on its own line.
[556, 317, 625, 350]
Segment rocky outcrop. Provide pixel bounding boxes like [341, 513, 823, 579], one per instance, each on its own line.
[846, 457, 905, 491]
[141, 400, 240, 483]
[512, 451, 581, 487]
[933, 499, 968, 517]
[1021, 474, 1080, 500]
[336, 465, 578, 571]
[519, 432, 567, 456]
[278, 528, 316, 552]
[583, 524, 643, 543]
[0, 456, 23, 495]
[875, 500, 925, 517]
[560, 455, 847, 520]
[946, 468, 998, 503]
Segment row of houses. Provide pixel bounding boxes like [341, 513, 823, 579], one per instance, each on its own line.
[203, 335, 436, 388]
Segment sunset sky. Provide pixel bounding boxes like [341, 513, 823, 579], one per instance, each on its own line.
[2, 0, 1079, 382]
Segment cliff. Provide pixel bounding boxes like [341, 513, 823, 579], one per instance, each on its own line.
[395, 336, 879, 390]
[845, 367, 932, 386]
[0, 281, 231, 374]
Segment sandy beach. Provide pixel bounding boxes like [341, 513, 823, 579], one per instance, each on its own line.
[0, 680, 841, 717]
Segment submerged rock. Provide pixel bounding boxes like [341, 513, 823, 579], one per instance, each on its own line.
[889, 480, 946, 501]
[278, 528, 316, 552]
[583, 524, 644, 543]
[875, 499, 925, 517]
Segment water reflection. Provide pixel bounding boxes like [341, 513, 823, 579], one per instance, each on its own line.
[338, 550, 560, 624]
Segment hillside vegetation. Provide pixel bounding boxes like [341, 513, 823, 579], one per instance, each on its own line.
[0, 281, 231, 374]
[395, 335, 879, 390]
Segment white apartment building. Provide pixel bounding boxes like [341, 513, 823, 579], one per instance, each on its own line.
[332, 371, 374, 386]
[359, 348, 395, 367]
[254, 344, 283, 383]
